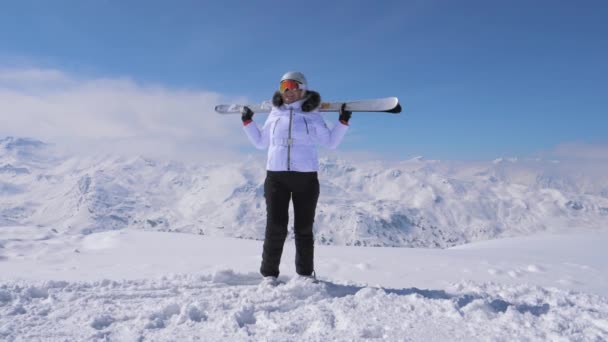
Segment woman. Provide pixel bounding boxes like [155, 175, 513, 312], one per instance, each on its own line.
[241, 71, 351, 283]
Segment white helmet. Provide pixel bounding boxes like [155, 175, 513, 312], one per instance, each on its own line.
[280, 71, 307, 88]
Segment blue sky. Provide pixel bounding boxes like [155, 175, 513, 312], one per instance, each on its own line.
[1, 0, 607, 160]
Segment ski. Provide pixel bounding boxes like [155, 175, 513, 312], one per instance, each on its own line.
[215, 97, 401, 114]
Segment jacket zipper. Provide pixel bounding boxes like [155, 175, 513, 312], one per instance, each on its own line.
[303, 117, 309, 134]
[287, 108, 294, 171]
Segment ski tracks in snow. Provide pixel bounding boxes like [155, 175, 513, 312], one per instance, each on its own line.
[1, 270, 607, 341]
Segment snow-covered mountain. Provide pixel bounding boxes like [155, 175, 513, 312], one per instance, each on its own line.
[2, 136, 608, 341]
[1, 136, 607, 248]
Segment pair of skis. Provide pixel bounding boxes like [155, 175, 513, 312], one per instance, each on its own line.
[215, 97, 402, 114]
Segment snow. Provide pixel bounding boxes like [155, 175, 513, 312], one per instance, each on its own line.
[1, 230, 608, 341]
[2, 137, 608, 248]
[1, 137, 608, 340]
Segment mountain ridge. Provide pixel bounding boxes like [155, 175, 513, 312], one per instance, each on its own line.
[1, 136, 607, 248]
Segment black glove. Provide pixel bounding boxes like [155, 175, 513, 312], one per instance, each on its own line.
[241, 106, 254, 123]
[339, 103, 352, 123]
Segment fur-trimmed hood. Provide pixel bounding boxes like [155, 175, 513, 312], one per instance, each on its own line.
[272, 90, 321, 112]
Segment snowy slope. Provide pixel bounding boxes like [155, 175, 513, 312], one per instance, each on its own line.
[0, 230, 607, 341]
[1, 136, 608, 248]
[2, 136, 608, 341]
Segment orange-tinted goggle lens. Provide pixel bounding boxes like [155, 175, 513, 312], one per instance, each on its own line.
[280, 80, 301, 93]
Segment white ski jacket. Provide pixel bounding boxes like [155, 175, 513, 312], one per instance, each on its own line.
[243, 99, 348, 172]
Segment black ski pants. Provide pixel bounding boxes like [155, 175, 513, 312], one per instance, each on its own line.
[260, 171, 320, 277]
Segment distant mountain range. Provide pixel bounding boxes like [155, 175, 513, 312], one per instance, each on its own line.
[2, 136, 607, 248]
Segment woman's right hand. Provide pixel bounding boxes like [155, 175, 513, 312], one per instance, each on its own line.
[241, 106, 254, 124]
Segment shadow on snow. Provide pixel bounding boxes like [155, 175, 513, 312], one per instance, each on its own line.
[321, 281, 550, 317]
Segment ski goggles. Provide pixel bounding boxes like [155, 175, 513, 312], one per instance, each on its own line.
[279, 80, 304, 93]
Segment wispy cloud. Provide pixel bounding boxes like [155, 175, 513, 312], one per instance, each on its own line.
[0, 68, 248, 161]
[551, 142, 608, 161]
[0, 68, 70, 85]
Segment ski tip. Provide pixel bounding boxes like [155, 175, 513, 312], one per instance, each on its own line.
[386, 103, 402, 114]
[215, 104, 240, 114]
